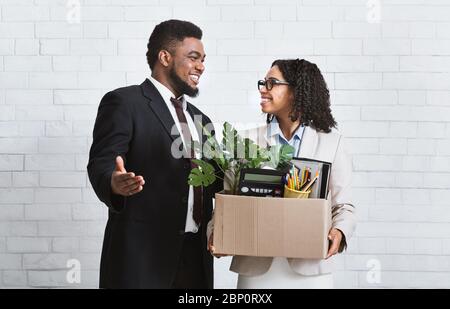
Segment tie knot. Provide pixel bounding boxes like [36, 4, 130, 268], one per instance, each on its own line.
[170, 97, 183, 109]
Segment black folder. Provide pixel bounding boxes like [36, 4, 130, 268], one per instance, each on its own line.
[290, 157, 332, 199]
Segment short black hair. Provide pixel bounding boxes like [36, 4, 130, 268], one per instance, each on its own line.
[268, 59, 337, 133]
[146, 19, 203, 70]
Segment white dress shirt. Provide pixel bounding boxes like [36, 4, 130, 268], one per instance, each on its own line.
[267, 116, 305, 157]
[149, 76, 200, 233]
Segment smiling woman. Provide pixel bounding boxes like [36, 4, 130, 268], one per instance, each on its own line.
[208, 58, 356, 289]
[265, 59, 337, 133]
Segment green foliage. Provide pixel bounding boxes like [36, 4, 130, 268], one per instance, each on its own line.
[188, 122, 295, 194]
[188, 159, 216, 187]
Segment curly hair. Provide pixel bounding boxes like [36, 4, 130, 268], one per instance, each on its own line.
[267, 59, 337, 133]
[146, 20, 202, 70]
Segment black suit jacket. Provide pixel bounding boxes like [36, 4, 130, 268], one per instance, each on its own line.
[87, 79, 222, 288]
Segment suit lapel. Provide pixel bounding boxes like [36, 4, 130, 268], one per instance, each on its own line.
[186, 103, 205, 144]
[140, 78, 181, 142]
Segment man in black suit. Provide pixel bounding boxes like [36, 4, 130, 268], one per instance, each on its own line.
[87, 20, 222, 289]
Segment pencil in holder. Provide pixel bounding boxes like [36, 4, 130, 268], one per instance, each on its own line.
[284, 185, 311, 199]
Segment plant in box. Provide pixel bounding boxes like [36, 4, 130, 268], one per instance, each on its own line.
[188, 122, 294, 195]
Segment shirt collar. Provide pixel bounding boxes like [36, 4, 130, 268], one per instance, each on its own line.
[149, 76, 187, 111]
[268, 116, 305, 142]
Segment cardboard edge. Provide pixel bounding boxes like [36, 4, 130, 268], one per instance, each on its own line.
[213, 193, 224, 254]
[322, 198, 332, 259]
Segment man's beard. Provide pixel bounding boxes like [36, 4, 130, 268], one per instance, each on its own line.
[169, 67, 199, 98]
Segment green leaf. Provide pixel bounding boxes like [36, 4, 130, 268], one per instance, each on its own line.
[200, 125, 228, 173]
[222, 122, 238, 161]
[279, 144, 295, 165]
[264, 144, 295, 169]
[188, 159, 216, 187]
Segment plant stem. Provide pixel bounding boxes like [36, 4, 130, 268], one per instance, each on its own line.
[232, 169, 240, 195]
[213, 173, 225, 181]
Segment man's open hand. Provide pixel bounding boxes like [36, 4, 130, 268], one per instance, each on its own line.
[111, 156, 145, 197]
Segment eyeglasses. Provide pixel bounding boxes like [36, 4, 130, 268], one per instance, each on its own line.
[257, 79, 290, 91]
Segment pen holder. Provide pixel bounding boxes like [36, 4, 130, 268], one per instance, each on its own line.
[283, 185, 311, 199]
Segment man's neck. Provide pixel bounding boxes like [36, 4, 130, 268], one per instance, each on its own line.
[151, 72, 180, 98]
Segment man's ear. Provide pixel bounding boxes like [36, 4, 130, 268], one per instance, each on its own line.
[158, 50, 171, 67]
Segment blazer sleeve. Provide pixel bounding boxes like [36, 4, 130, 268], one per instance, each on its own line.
[329, 135, 356, 252]
[87, 91, 133, 213]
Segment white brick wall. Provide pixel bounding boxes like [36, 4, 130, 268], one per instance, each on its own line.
[1, 0, 450, 289]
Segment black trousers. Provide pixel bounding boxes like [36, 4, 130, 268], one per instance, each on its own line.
[172, 232, 207, 289]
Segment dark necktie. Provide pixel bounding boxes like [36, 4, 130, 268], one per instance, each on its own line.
[170, 97, 203, 226]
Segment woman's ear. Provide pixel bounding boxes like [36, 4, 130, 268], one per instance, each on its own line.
[158, 50, 171, 67]
[288, 87, 295, 102]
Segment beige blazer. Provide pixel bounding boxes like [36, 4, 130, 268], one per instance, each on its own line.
[207, 125, 356, 276]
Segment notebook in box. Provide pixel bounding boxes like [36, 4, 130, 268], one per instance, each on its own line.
[290, 157, 332, 199]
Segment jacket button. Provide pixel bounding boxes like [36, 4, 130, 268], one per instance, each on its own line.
[182, 197, 188, 203]
[184, 163, 190, 169]
[178, 230, 185, 235]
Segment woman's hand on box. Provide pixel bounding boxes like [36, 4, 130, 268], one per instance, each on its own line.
[326, 228, 343, 259]
[208, 232, 230, 258]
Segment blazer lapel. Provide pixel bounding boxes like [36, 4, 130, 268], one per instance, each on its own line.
[140, 78, 181, 142]
[298, 126, 318, 159]
[260, 126, 276, 147]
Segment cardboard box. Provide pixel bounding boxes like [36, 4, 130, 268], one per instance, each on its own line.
[213, 193, 332, 259]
